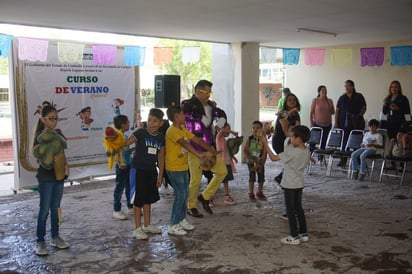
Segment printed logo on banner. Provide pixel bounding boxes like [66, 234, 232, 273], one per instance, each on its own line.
[23, 44, 135, 167]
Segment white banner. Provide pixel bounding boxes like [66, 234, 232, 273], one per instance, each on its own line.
[13, 41, 136, 188]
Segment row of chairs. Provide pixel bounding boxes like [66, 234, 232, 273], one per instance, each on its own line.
[307, 127, 411, 184]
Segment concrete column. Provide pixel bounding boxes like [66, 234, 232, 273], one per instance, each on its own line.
[213, 42, 259, 161]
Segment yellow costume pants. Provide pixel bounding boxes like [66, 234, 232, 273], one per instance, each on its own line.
[187, 152, 228, 209]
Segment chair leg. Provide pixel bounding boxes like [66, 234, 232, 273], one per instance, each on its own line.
[326, 155, 333, 176]
[307, 152, 315, 175]
[347, 158, 352, 178]
[369, 160, 375, 182]
[400, 162, 407, 185]
[379, 160, 385, 183]
[307, 161, 312, 175]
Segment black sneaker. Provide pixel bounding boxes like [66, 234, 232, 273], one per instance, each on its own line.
[353, 171, 359, 180]
[358, 173, 366, 181]
[187, 208, 203, 218]
[198, 194, 213, 215]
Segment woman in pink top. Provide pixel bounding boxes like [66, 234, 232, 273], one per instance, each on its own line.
[310, 85, 335, 149]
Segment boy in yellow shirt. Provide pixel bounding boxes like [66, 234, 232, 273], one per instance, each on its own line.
[165, 106, 218, 235]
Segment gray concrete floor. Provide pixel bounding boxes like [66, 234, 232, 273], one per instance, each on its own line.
[0, 159, 411, 273]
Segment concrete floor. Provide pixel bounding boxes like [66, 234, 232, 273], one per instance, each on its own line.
[0, 159, 411, 274]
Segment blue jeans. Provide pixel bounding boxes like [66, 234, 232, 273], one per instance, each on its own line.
[114, 165, 132, 212]
[284, 188, 307, 238]
[351, 148, 376, 174]
[36, 181, 64, 242]
[167, 170, 189, 225]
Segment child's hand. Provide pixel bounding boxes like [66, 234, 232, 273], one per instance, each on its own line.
[260, 136, 268, 146]
[156, 177, 163, 188]
[310, 157, 316, 164]
[64, 164, 70, 178]
[289, 107, 299, 114]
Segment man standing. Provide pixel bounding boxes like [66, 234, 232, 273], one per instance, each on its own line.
[182, 80, 228, 217]
[335, 80, 367, 160]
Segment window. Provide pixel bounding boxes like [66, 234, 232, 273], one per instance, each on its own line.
[0, 88, 9, 102]
[0, 88, 10, 114]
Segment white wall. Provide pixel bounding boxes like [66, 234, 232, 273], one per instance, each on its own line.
[285, 41, 412, 127]
[212, 43, 235, 126]
[232, 42, 260, 140]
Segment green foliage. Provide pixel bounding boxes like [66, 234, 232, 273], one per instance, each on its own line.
[0, 58, 8, 75]
[157, 39, 212, 99]
[141, 88, 154, 106]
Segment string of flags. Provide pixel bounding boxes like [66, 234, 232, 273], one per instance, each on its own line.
[278, 46, 412, 66]
[1, 33, 411, 67]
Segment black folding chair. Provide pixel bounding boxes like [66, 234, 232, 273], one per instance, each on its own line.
[331, 129, 364, 177]
[310, 128, 344, 176]
[307, 127, 323, 174]
[379, 156, 412, 185]
[379, 125, 412, 185]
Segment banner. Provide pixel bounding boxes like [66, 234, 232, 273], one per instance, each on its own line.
[304, 48, 325, 66]
[360, 47, 384, 67]
[331, 48, 352, 66]
[13, 41, 136, 188]
[390, 45, 412, 66]
[282, 48, 300, 65]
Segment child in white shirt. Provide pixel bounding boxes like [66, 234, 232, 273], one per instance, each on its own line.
[350, 119, 383, 181]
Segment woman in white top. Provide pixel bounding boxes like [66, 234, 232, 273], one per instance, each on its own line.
[310, 85, 335, 149]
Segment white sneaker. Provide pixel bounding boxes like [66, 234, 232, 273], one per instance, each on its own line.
[299, 233, 309, 242]
[179, 218, 195, 231]
[50, 236, 70, 249]
[280, 214, 288, 220]
[35, 241, 48, 256]
[127, 208, 134, 215]
[133, 227, 148, 240]
[113, 211, 127, 220]
[168, 224, 187, 236]
[142, 224, 161, 234]
[280, 235, 300, 245]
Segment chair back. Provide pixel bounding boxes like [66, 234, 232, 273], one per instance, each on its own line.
[308, 127, 323, 149]
[377, 128, 388, 155]
[325, 128, 344, 151]
[344, 129, 364, 152]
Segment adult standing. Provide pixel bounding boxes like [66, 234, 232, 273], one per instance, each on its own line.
[182, 80, 228, 217]
[382, 80, 411, 140]
[335, 80, 367, 151]
[310, 85, 335, 149]
[272, 93, 301, 183]
[277, 88, 291, 110]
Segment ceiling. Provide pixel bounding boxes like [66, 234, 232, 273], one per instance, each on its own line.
[1, 0, 412, 48]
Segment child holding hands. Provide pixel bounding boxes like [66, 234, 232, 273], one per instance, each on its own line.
[262, 125, 312, 245]
[165, 106, 220, 235]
